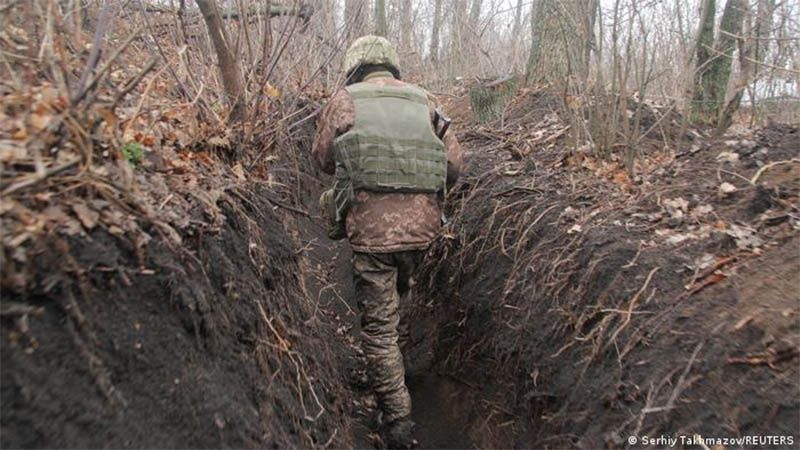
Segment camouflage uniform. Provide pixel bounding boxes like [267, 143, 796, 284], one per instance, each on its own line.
[312, 41, 462, 425]
[352, 250, 424, 421]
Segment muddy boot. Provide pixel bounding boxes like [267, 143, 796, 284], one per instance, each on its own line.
[382, 417, 418, 449]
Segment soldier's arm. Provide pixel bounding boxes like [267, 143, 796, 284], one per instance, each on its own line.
[427, 95, 464, 185]
[312, 89, 354, 175]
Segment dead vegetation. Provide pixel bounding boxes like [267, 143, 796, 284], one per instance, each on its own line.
[1, 1, 798, 449]
[1, 3, 354, 448]
[407, 88, 799, 448]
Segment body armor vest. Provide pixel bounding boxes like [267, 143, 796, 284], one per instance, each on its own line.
[331, 82, 447, 221]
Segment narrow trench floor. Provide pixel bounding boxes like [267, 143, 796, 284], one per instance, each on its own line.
[350, 375, 475, 450]
[300, 220, 474, 449]
[408, 375, 475, 449]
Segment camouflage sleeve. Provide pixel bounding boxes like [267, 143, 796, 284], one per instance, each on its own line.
[426, 94, 464, 185]
[312, 89, 354, 175]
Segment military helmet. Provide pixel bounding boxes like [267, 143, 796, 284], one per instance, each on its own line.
[343, 35, 400, 79]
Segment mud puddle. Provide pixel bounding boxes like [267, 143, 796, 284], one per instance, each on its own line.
[408, 375, 476, 449]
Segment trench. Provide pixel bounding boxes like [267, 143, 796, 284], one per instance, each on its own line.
[296, 203, 478, 449]
[3, 107, 797, 449]
[295, 121, 800, 449]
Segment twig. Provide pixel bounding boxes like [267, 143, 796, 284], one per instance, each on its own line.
[641, 342, 703, 414]
[728, 347, 799, 369]
[317, 284, 354, 316]
[265, 195, 310, 217]
[256, 302, 325, 422]
[621, 242, 643, 268]
[0, 303, 44, 317]
[121, 63, 169, 139]
[686, 255, 737, 290]
[2, 157, 82, 195]
[73, 2, 115, 90]
[750, 158, 800, 185]
[320, 428, 338, 448]
[71, 28, 141, 106]
[72, 26, 144, 106]
[111, 56, 159, 108]
[606, 267, 661, 349]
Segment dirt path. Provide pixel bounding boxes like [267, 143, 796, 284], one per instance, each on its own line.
[296, 208, 475, 449]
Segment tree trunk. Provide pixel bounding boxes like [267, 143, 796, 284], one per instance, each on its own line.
[399, 0, 412, 51]
[711, 0, 746, 114]
[467, 0, 482, 63]
[751, 0, 776, 81]
[470, 75, 517, 123]
[374, 0, 387, 37]
[429, 0, 442, 61]
[195, 0, 245, 123]
[692, 0, 745, 125]
[510, 0, 524, 71]
[717, 0, 775, 132]
[691, 0, 717, 122]
[469, 0, 482, 29]
[525, 0, 545, 83]
[449, 0, 468, 71]
[345, 0, 367, 38]
[579, 0, 599, 80]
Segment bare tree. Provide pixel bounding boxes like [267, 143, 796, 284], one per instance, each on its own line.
[195, 0, 245, 122]
[469, 0, 482, 30]
[525, 0, 546, 83]
[718, 0, 776, 132]
[692, 0, 746, 125]
[345, 0, 368, 38]
[374, 0, 387, 37]
[399, 0, 412, 51]
[450, 0, 468, 74]
[429, 0, 443, 62]
[510, 0, 524, 71]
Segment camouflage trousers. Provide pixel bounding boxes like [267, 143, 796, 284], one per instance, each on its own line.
[353, 250, 424, 424]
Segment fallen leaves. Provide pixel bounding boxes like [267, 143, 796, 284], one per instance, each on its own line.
[690, 204, 714, 219]
[715, 151, 740, 164]
[719, 182, 737, 196]
[725, 224, 763, 250]
[72, 203, 100, 230]
[663, 197, 689, 220]
[684, 255, 738, 295]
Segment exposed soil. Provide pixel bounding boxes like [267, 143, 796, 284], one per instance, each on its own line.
[1, 183, 354, 449]
[2, 84, 798, 450]
[402, 92, 800, 448]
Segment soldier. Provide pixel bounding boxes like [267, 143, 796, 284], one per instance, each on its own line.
[313, 36, 463, 448]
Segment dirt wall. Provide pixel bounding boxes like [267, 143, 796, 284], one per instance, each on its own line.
[408, 117, 800, 448]
[1, 185, 353, 449]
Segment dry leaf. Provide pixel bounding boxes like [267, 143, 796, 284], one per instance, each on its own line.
[561, 206, 580, 221]
[567, 224, 582, 234]
[663, 197, 689, 219]
[72, 203, 99, 230]
[0, 142, 27, 162]
[232, 163, 246, 181]
[716, 151, 740, 164]
[691, 204, 714, 219]
[264, 83, 281, 98]
[719, 182, 737, 196]
[208, 135, 230, 149]
[725, 224, 763, 249]
[43, 205, 69, 224]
